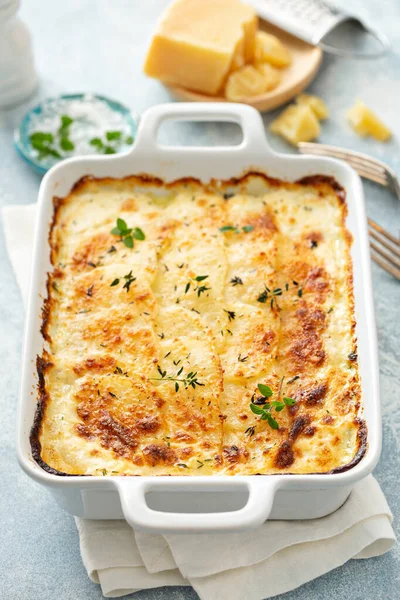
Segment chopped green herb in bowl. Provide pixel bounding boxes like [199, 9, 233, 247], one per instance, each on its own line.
[15, 93, 137, 174]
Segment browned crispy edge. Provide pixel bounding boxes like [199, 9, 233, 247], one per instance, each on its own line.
[31, 171, 367, 477]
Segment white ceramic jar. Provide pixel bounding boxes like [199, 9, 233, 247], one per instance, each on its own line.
[0, 0, 37, 108]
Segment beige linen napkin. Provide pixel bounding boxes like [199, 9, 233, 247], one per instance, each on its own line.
[3, 203, 395, 599]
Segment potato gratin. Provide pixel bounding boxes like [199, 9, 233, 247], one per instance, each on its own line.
[31, 173, 366, 476]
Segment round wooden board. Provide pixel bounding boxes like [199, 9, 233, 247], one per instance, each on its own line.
[164, 20, 323, 113]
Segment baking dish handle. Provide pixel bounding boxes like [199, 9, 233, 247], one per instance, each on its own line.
[132, 102, 272, 156]
[115, 478, 280, 533]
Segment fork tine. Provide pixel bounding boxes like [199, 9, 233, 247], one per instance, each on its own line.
[368, 219, 400, 248]
[369, 229, 400, 258]
[347, 164, 388, 186]
[313, 148, 386, 176]
[298, 142, 389, 175]
[298, 143, 388, 185]
[370, 240, 400, 269]
[371, 251, 400, 280]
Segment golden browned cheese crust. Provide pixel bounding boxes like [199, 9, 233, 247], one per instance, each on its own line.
[31, 173, 366, 476]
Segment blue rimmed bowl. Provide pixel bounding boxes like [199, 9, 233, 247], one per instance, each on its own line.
[14, 93, 138, 175]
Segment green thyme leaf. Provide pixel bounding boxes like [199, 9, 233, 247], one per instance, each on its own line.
[30, 132, 54, 144]
[90, 137, 104, 148]
[117, 218, 128, 232]
[283, 396, 296, 406]
[219, 225, 238, 233]
[110, 278, 120, 287]
[258, 383, 273, 398]
[60, 137, 75, 151]
[257, 289, 268, 303]
[196, 285, 211, 297]
[224, 309, 236, 321]
[250, 403, 264, 415]
[125, 135, 134, 144]
[41, 147, 62, 158]
[267, 414, 279, 429]
[106, 130, 122, 141]
[273, 402, 285, 412]
[60, 115, 73, 129]
[123, 235, 134, 248]
[230, 276, 243, 286]
[104, 145, 116, 154]
[122, 271, 136, 292]
[133, 227, 145, 240]
[242, 225, 254, 233]
[194, 275, 208, 282]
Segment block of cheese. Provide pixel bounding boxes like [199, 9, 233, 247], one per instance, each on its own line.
[225, 63, 281, 100]
[347, 101, 391, 141]
[256, 63, 282, 91]
[296, 94, 329, 120]
[253, 31, 291, 68]
[143, 0, 258, 95]
[225, 65, 267, 101]
[270, 105, 320, 145]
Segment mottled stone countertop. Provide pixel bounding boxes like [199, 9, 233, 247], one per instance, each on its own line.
[0, 1, 398, 598]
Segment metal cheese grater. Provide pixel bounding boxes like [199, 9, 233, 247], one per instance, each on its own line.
[247, 0, 390, 58]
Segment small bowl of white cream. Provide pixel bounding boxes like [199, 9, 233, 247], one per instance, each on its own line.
[14, 93, 137, 174]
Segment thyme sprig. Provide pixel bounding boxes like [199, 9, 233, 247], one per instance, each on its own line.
[249, 379, 296, 430]
[257, 280, 303, 309]
[150, 365, 205, 392]
[29, 115, 75, 159]
[184, 275, 210, 297]
[257, 285, 283, 309]
[110, 270, 136, 292]
[230, 276, 243, 286]
[224, 309, 236, 321]
[219, 224, 254, 234]
[111, 218, 145, 249]
[90, 131, 134, 154]
[245, 425, 256, 438]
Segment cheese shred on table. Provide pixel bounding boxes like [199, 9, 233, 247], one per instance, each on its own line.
[32, 173, 366, 476]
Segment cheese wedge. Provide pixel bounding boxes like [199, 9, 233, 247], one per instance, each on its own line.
[254, 31, 291, 68]
[256, 63, 282, 91]
[143, 0, 258, 95]
[270, 105, 320, 145]
[296, 94, 329, 120]
[225, 63, 281, 100]
[347, 101, 391, 141]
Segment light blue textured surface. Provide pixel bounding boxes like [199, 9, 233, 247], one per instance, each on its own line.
[0, 1, 398, 599]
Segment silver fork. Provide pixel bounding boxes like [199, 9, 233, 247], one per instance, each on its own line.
[297, 141, 400, 280]
[298, 141, 400, 200]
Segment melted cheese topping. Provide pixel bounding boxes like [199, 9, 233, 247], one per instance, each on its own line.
[34, 174, 365, 476]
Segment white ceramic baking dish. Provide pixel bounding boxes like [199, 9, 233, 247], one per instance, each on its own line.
[17, 103, 381, 533]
